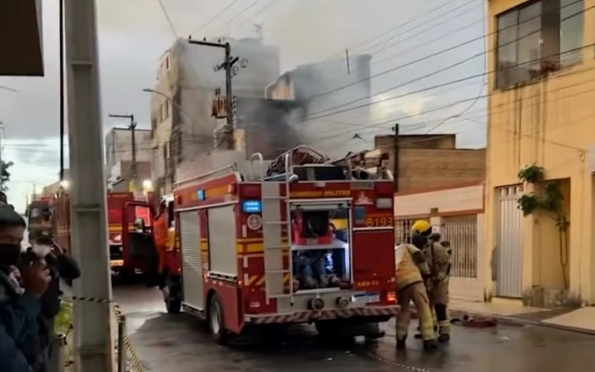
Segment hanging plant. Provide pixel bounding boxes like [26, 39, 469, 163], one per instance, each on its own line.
[517, 193, 541, 216]
[518, 164, 545, 184]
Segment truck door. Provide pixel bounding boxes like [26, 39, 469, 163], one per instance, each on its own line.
[123, 202, 158, 277]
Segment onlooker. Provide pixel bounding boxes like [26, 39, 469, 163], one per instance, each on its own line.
[27, 236, 80, 372]
[0, 206, 50, 372]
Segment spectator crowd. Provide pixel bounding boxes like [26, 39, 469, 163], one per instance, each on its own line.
[0, 191, 80, 372]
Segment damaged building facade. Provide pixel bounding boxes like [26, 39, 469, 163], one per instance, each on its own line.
[265, 55, 372, 159]
[149, 37, 280, 198]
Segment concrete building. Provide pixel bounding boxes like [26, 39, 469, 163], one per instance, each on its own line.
[105, 127, 152, 171]
[265, 55, 372, 159]
[373, 133, 486, 192]
[149, 37, 280, 198]
[485, 0, 591, 307]
[0, 0, 43, 76]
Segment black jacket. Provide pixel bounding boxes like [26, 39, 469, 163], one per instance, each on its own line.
[0, 265, 41, 372]
[21, 250, 80, 372]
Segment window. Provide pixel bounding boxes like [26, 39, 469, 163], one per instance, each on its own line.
[496, 0, 584, 88]
[560, 0, 584, 67]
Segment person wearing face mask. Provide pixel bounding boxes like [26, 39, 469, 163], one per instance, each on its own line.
[0, 206, 51, 372]
[25, 234, 80, 372]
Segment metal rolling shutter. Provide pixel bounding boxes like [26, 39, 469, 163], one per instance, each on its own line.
[180, 210, 204, 309]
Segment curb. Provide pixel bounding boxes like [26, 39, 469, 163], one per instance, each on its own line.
[449, 308, 595, 337]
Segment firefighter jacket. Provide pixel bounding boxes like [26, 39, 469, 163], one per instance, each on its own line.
[395, 244, 431, 291]
[424, 241, 450, 283]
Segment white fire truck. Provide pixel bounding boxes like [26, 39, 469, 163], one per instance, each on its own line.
[160, 147, 397, 343]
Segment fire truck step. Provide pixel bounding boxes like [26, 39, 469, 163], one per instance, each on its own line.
[266, 269, 291, 274]
[263, 196, 288, 200]
[264, 245, 289, 250]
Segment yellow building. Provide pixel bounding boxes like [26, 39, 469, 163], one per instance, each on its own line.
[486, 0, 595, 307]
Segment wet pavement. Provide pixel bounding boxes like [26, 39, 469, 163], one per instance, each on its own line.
[114, 285, 595, 372]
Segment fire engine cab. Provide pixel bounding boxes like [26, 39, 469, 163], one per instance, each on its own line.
[161, 147, 397, 343]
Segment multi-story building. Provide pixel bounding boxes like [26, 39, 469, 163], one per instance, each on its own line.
[149, 37, 280, 198]
[265, 55, 372, 159]
[105, 127, 152, 171]
[485, 0, 591, 307]
[104, 127, 152, 189]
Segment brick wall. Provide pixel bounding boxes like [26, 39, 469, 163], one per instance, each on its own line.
[397, 148, 486, 191]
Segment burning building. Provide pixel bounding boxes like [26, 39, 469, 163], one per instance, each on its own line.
[265, 54, 372, 159]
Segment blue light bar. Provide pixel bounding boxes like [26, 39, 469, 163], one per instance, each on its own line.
[197, 190, 205, 201]
[242, 200, 262, 213]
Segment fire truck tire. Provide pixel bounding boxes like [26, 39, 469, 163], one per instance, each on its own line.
[208, 293, 228, 345]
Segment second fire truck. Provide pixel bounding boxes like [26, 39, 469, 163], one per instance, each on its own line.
[52, 189, 159, 283]
[160, 147, 397, 343]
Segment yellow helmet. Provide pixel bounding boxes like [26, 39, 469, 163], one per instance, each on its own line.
[411, 220, 432, 236]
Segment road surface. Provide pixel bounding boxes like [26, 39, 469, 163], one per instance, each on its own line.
[114, 285, 595, 372]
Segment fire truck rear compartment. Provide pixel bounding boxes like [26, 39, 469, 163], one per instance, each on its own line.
[290, 208, 352, 292]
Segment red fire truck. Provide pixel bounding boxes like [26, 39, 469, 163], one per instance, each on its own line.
[52, 190, 159, 283]
[161, 148, 397, 343]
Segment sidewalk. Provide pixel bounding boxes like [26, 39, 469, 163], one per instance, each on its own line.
[449, 298, 595, 335]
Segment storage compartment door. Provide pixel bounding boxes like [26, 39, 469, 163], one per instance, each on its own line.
[180, 210, 204, 310]
[207, 205, 238, 277]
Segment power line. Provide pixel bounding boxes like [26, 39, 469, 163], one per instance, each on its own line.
[190, 0, 243, 37]
[322, 0, 464, 62]
[306, 54, 595, 142]
[156, 0, 178, 37]
[234, 0, 279, 31]
[302, 0, 587, 113]
[215, 0, 264, 34]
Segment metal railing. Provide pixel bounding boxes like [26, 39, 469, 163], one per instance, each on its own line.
[441, 215, 478, 278]
[394, 218, 416, 245]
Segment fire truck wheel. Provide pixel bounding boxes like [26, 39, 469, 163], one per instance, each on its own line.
[208, 293, 228, 344]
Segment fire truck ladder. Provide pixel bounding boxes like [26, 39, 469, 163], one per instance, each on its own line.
[250, 153, 294, 302]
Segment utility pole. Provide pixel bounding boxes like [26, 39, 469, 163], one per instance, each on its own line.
[64, 0, 113, 371]
[59, 0, 65, 182]
[188, 38, 239, 150]
[108, 114, 137, 181]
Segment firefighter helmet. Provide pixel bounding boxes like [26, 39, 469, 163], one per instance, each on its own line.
[411, 220, 432, 236]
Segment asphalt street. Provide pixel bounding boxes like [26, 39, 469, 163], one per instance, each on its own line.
[114, 285, 595, 372]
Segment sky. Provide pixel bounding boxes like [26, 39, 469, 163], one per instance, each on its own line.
[0, 0, 487, 212]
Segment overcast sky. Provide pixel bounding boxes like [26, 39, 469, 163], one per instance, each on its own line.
[0, 0, 486, 211]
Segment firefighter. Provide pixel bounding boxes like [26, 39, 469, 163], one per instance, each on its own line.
[153, 202, 168, 288]
[411, 220, 451, 343]
[394, 233, 437, 351]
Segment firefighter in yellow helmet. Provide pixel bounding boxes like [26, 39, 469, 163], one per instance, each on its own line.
[411, 220, 451, 343]
[394, 234, 437, 350]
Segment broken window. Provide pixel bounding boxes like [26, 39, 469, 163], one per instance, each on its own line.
[496, 0, 584, 89]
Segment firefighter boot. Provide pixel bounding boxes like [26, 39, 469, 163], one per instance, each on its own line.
[396, 338, 407, 350]
[438, 334, 450, 343]
[415, 325, 437, 339]
[424, 339, 438, 351]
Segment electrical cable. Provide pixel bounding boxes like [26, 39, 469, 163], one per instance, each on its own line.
[301, 0, 588, 114]
[156, 0, 178, 38]
[215, 0, 264, 35]
[233, 0, 279, 31]
[190, 0, 243, 37]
